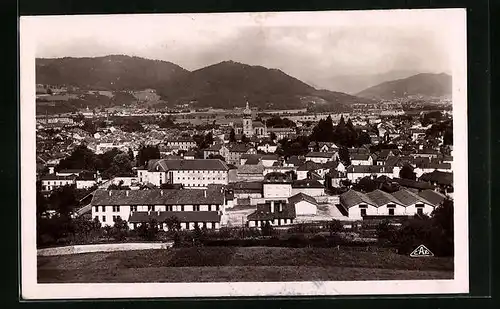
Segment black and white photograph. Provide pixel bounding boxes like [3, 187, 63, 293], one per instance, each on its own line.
[20, 9, 468, 298]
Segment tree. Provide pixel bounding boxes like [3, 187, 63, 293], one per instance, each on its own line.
[56, 144, 98, 171]
[48, 185, 79, 218]
[204, 132, 214, 146]
[111, 217, 129, 241]
[138, 218, 159, 241]
[338, 146, 351, 165]
[353, 176, 378, 192]
[399, 164, 416, 180]
[229, 128, 236, 143]
[137, 145, 160, 167]
[357, 131, 372, 146]
[261, 221, 274, 236]
[81, 119, 98, 134]
[164, 216, 181, 232]
[127, 148, 135, 161]
[328, 219, 343, 236]
[103, 153, 134, 179]
[241, 134, 249, 144]
[269, 131, 277, 141]
[193, 223, 204, 246]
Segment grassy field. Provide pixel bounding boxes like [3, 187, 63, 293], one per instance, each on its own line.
[38, 246, 454, 283]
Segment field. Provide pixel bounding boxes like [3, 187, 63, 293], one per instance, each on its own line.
[38, 246, 453, 283]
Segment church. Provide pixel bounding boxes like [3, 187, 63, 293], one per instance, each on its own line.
[234, 102, 268, 138]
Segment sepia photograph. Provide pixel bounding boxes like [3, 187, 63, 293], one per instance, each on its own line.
[20, 9, 468, 298]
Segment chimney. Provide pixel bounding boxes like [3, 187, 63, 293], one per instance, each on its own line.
[108, 191, 112, 196]
[160, 190, 163, 196]
[126, 190, 129, 196]
[204, 190, 207, 198]
[270, 200, 275, 213]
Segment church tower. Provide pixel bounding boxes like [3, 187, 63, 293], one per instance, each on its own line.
[243, 101, 253, 137]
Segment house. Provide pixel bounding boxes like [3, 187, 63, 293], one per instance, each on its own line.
[288, 193, 318, 215]
[308, 142, 339, 153]
[226, 143, 257, 165]
[350, 153, 374, 166]
[346, 165, 396, 182]
[75, 172, 98, 189]
[40, 174, 76, 191]
[247, 200, 296, 227]
[267, 127, 296, 140]
[203, 144, 229, 160]
[305, 152, 338, 164]
[419, 170, 453, 193]
[137, 159, 229, 188]
[90, 186, 227, 230]
[229, 181, 263, 199]
[165, 138, 197, 151]
[263, 172, 292, 199]
[236, 164, 265, 182]
[321, 160, 346, 173]
[56, 169, 86, 177]
[418, 189, 447, 207]
[339, 188, 444, 220]
[257, 141, 278, 153]
[291, 179, 325, 197]
[297, 161, 322, 180]
[325, 170, 348, 188]
[240, 154, 262, 165]
[413, 163, 452, 178]
[261, 154, 279, 167]
[283, 155, 302, 167]
[392, 189, 437, 216]
[183, 151, 197, 160]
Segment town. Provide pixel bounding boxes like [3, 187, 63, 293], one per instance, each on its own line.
[36, 85, 454, 243]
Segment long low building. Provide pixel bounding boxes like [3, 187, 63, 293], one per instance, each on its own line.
[90, 186, 229, 230]
[339, 188, 447, 220]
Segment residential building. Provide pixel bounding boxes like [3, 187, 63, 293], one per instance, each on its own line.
[90, 186, 228, 230]
[226, 143, 257, 165]
[165, 137, 197, 151]
[291, 179, 325, 197]
[137, 159, 229, 188]
[247, 200, 296, 227]
[288, 192, 318, 216]
[263, 172, 292, 199]
[40, 174, 75, 191]
[305, 152, 338, 164]
[350, 153, 374, 166]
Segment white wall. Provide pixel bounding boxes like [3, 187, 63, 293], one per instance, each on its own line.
[406, 203, 435, 216]
[263, 183, 292, 199]
[347, 204, 378, 220]
[171, 170, 228, 187]
[76, 180, 97, 189]
[377, 203, 406, 216]
[294, 200, 317, 215]
[297, 171, 308, 180]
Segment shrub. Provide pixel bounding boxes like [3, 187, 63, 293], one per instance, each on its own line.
[328, 219, 344, 236]
[261, 221, 274, 236]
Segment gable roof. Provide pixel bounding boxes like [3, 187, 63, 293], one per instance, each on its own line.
[288, 192, 318, 206]
[351, 153, 370, 161]
[147, 159, 228, 172]
[392, 189, 437, 207]
[418, 189, 447, 206]
[297, 161, 322, 171]
[347, 165, 394, 174]
[305, 152, 335, 158]
[292, 179, 324, 188]
[247, 202, 296, 221]
[339, 190, 377, 209]
[237, 164, 265, 175]
[366, 189, 404, 207]
[90, 188, 224, 206]
[419, 170, 453, 186]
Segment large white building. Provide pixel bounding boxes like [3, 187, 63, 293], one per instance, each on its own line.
[137, 159, 229, 188]
[90, 186, 229, 230]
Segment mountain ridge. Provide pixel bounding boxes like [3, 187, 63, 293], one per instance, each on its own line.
[355, 73, 452, 100]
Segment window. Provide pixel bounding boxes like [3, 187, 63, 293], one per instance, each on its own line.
[388, 208, 395, 216]
[101, 206, 106, 212]
[417, 208, 423, 216]
[94, 216, 98, 221]
[166, 205, 173, 211]
[180, 205, 185, 211]
[131, 205, 137, 212]
[102, 216, 106, 222]
[113, 206, 120, 212]
[208, 205, 212, 211]
[148, 205, 154, 211]
[360, 209, 367, 217]
[216, 205, 220, 211]
[94, 206, 99, 212]
[113, 215, 117, 222]
[194, 205, 200, 211]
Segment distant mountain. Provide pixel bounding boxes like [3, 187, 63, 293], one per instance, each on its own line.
[314, 70, 422, 94]
[156, 60, 374, 110]
[36, 56, 376, 111]
[36, 55, 189, 91]
[356, 73, 452, 100]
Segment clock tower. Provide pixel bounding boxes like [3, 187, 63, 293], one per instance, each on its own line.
[243, 101, 253, 137]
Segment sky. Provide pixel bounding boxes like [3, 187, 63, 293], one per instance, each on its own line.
[24, 9, 463, 91]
